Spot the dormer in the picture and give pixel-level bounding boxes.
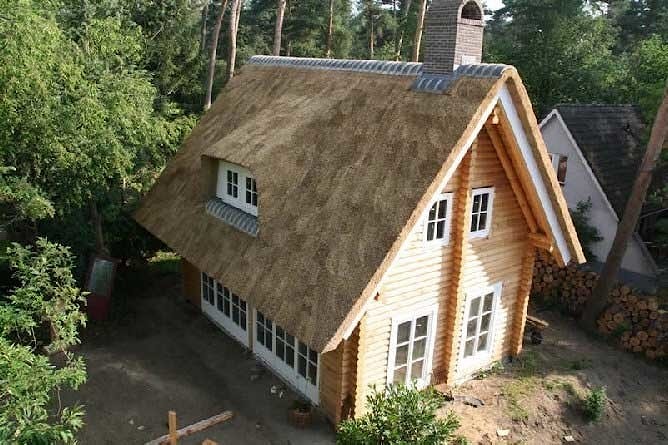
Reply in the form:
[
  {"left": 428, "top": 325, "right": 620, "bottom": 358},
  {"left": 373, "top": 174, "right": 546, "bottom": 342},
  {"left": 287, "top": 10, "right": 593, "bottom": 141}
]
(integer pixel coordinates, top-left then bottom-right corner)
[{"left": 201, "top": 156, "right": 258, "bottom": 236}]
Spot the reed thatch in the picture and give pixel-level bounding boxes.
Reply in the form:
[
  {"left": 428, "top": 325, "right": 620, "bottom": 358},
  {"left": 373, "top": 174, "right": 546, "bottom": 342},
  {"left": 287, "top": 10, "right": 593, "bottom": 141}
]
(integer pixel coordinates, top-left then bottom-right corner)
[{"left": 135, "top": 63, "right": 578, "bottom": 352}]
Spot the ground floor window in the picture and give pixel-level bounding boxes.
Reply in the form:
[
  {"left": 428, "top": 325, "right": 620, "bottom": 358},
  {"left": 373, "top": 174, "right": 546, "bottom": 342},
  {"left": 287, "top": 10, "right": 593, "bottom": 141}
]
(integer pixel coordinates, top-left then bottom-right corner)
[
  {"left": 460, "top": 283, "right": 502, "bottom": 365},
  {"left": 216, "top": 284, "right": 247, "bottom": 331},
  {"left": 254, "top": 310, "right": 319, "bottom": 402},
  {"left": 201, "top": 272, "right": 215, "bottom": 305},
  {"left": 387, "top": 307, "right": 437, "bottom": 387}
]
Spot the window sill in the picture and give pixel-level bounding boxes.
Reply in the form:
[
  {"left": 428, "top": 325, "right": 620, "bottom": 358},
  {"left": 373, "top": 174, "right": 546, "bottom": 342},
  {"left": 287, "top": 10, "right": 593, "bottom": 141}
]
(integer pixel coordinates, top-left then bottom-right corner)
[{"left": 206, "top": 197, "right": 258, "bottom": 237}]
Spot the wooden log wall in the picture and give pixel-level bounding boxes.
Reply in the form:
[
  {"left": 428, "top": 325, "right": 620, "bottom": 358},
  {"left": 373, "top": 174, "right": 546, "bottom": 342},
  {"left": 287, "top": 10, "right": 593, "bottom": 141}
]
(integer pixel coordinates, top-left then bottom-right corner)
[{"left": 532, "top": 251, "right": 667, "bottom": 361}]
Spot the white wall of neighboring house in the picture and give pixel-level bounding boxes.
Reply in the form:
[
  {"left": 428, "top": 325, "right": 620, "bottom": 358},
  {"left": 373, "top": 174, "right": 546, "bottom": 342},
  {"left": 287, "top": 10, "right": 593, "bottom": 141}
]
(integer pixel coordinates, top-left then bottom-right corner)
[{"left": 540, "top": 112, "right": 657, "bottom": 280}]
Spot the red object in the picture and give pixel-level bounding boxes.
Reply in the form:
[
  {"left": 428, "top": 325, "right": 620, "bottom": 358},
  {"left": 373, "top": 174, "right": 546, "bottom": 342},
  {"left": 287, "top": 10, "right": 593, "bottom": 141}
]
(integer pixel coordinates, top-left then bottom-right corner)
[{"left": 86, "top": 294, "right": 111, "bottom": 321}]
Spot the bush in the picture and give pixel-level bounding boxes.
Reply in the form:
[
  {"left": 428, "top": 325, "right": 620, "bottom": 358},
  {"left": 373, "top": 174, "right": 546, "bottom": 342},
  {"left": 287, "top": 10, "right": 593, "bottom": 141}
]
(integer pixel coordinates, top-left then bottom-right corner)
[
  {"left": 582, "top": 386, "right": 606, "bottom": 422},
  {"left": 337, "top": 385, "right": 462, "bottom": 445}
]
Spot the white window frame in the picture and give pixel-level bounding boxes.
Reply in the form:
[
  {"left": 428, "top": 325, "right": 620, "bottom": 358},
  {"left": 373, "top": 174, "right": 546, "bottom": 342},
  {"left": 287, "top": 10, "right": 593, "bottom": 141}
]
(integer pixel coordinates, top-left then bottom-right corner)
[
  {"left": 200, "top": 273, "right": 249, "bottom": 347},
  {"left": 469, "top": 187, "right": 495, "bottom": 239},
  {"left": 253, "top": 309, "right": 320, "bottom": 404},
  {"left": 459, "top": 282, "right": 503, "bottom": 369},
  {"left": 423, "top": 193, "right": 454, "bottom": 246},
  {"left": 216, "top": 161, "right": 258, "bottom": 216},
  {"left": 386, "top": 305, "right": 438, "bottom": 389}
]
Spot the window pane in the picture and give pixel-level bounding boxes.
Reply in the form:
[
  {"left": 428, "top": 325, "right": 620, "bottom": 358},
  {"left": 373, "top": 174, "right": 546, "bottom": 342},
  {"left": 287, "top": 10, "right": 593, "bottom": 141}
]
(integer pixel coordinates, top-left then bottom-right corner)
[
  {"left": 308, "top": 363, "right": 317, "bottom": 384},
  {"left": 467, "top": 318, "right": 477, "bottom": 336},
  {"left": 266, "top": 332, "right": 273, "bottom": 351},
  {"left": 436, "top": 220, "right": 445, "bottom": 239},
  {"left": 286, "top": 334, "right": 295, "bottom": 346},
  {"left": 477, "top": 333, "right": 488, "bottom": 352},
  {"left": 427, "top": 222, "right": 435, "bottom": 241},
  {"left": 393, "top": 366, "right": 407, "bottom": 385},
  {"left": 232, "top": 294, "right": 239, "bottom": 305},
  {"left": 257, "top": 312, "right": 264, "bottom": 324},
  {"left": 397, "top": 321, "right": 411, "bottom": 343},
  {"left": 240, "top": 312, "right": 246, "bottom": 330},
  {"left": 438, "top": 200, "right": 447, "bottom": 219},
  {"left": 472, "top": 195, "right": 481, "bottom": 213},
  {"left": 266, "top": 319, "right": 272, "bottom": 330},
  {"left": 415, "top": 317, "right": 428, "bottom": 337},
  {"left": 298, "top": 355, "right": 307, "bottom": 377},
  {"left": 481, "top": 193, "right": 489, "bottom": 211},
  {"left": 470, "top": 214, "right": 479, "bottom": 232},
  {"left": 246, "top": 191, "right": 252, "bottom": 203},
  {"left": 286, "top": 346, "right": 295, "bottom": 367},
  {"left": 464, "top": 339, "right": 475, "bottom": 357},
  {"left": 480, "top": 313, "right": 491, "bottom": 332},
  {"left": 276, "top": 326, "right": 284, "bottom": 339},
  {"left": 240, "top": 300, "right": 246, "bottom": 311},
  {"left": 246, "top": 177, "right": 251, "bottom": 189},
  {"left": 395, "top": 344, "right": 409, "bottom": 366},
  {"left": 428, "top": 203, "right": 437, "bottom": 221},
  {"left": 309, "top": 350, "right": 318, "bottom": 364},
  {"left": 224, "top": 300, "right": 230, "bottom": 316},
  {"left": 411, "top": 360, "right": 424, "bottom": 380},
  {"left": 470, "top": 297, "right": 481, "bottom": 317},
  {"left": 483, "top": 293, "right": 494, "bottom": 312},
  {"left": 478, "top": 212, "right": 487, "bottom": 230},
  {"left": 256, "top": 328, "right": 264, "bottom": 345},
  {"left": 232, "top": 306, "right": 239, "bottom": 324},
  {"left": 299, "top": 342, "right": 307, "bottom": 356},
  {"left": 276, "top": 342, "right": 285, "bottom": 360},
  {"left": 413, "top": 338, "right": 426, "bottom": 359}
]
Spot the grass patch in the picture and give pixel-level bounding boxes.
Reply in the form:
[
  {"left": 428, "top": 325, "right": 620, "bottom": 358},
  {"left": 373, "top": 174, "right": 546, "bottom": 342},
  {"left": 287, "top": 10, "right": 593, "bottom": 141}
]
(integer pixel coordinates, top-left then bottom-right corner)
[
  {"left": 566, "top": 358, "right": 592, "bottom": 371},
  {"left": 582, "top": 387, "right": 606, "bottom": 422},
  {"left": 148, "top": 251, "right": 180, "bottom": 274},
  {"left": 502, "top": 377, "right": 538, "bottom": 421}
]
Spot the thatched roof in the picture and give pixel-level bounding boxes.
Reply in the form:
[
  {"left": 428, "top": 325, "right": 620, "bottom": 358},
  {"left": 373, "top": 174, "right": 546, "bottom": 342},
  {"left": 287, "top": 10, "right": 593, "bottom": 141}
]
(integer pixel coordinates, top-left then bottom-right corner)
[{"left": 135, "top": 58, "right": 582, "bottom": 353}]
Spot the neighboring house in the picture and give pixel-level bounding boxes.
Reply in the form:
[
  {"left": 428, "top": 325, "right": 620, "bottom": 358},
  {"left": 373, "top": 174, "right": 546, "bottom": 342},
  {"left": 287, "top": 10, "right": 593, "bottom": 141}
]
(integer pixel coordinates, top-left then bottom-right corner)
[
  {"left": 135, "top": 0, "right": 584, "bottom": 424},
  {"left": 540, "top": 105, "right": 658, "bottom": 290}
]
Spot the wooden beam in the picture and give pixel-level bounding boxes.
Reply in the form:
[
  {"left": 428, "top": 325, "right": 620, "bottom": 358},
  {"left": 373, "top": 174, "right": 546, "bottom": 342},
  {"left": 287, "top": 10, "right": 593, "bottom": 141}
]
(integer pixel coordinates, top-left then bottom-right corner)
[
  {"left": 145, "top": 411, "right": 234, "bottom": 445},
  {"left": 169, "top": 411, "right": 177, "bottom": 445},
  {"left": 485, "top": 119, "right": 538, "bottom": 234},
  {"left": 510, "top": 241, "right": 537, "bottom": 356},
  {"left": 439, "top": 149, "right": 474, "bottom": 385},
  {"left": 528, "top": 232, "right": 553, "bottom": 252}
]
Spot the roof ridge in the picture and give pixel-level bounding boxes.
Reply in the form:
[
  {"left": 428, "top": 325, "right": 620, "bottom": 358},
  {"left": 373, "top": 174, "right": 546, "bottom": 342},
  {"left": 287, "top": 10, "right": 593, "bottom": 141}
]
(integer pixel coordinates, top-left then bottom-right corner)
[{"left": 248, "top": 55, "right": 424, "bottom": 76}]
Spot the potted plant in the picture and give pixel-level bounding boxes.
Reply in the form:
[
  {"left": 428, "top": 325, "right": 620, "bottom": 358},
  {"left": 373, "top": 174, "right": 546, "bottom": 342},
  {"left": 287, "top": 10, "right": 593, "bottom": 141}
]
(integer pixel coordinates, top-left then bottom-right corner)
[{"left": 288, "top": 398, "right": 312, "bottom": 428}]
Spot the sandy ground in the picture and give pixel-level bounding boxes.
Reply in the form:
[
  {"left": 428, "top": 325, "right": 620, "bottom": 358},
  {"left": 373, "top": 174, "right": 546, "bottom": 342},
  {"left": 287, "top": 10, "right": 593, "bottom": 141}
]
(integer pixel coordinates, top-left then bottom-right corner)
[
  {"left": 61, "top": 266, "right": 335, "bottom": 445},
  {"left": 443, "top": 310, "right": 668, "bottom": 445},
  {"left": 63, "top": 263, "right": 668, "bottom": 444}
]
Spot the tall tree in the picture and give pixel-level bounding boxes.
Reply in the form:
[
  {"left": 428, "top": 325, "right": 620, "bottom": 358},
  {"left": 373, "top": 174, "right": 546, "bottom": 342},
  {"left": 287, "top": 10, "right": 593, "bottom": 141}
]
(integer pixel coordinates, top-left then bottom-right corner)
[
  {"left": 226, "top": 0, "right": 244, "bottom": 82},
  {"left": 581, "top": 85, "right": 668, "bottom": 330},
  {"left": 412, "top": 0, "right": 427, "bottom": 61},
  {"left": 394, "top": 0, "right": 413, "bottom": 60},
  {"left": 205, "top": 0, "right": 230, "bottom": 110},
  {"left": 273, "top": 0, "right": 287, "bottom": 55},
  {"left": 326, "top": 0, "right": 336, "bottom": 58}
]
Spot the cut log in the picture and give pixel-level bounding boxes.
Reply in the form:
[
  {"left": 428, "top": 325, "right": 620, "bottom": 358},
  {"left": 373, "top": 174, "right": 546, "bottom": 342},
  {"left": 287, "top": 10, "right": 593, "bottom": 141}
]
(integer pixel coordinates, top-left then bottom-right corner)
[{"left": 145, "top": 411, "right": 234, "bottom": 445}]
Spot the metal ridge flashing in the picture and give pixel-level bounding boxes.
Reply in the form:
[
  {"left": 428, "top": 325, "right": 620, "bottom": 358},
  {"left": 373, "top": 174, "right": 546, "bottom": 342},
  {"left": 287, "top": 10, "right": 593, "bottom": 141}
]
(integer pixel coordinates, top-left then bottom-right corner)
[{"left": 248, "top": 55, "right": 424, "bottom": 76}]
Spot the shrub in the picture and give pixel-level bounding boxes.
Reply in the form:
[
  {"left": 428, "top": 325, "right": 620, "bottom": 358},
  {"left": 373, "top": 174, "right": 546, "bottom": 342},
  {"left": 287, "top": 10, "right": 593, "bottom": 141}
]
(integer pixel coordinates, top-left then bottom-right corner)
[
  {"left": 337, "top": 385, "right": 462, "bottom": 445},
  {"left": 582, "top": 387, "right": 606, "bottom": 422}
]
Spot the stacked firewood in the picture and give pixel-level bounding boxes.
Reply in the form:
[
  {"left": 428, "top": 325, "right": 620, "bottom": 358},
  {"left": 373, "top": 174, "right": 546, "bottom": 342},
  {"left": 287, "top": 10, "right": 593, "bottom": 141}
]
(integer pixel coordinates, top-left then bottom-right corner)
[{"left": 532, "top": 251, "right": 668, "bottom": 361}]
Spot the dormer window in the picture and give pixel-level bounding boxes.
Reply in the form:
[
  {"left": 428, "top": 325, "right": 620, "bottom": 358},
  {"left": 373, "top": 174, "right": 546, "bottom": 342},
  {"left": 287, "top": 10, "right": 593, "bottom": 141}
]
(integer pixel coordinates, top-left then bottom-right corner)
[{"left": 216, "top": 161, "right": 258, "bottom": 217}]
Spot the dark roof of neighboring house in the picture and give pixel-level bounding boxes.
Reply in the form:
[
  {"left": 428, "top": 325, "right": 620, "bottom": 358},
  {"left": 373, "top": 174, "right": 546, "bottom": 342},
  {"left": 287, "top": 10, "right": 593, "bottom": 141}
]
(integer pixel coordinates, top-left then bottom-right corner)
[
  {"left": 135, "top": 57, "right": 583, "bottom": 353},
  {"left": 555, "top": 104, "right": 647, "bottom": 217}
]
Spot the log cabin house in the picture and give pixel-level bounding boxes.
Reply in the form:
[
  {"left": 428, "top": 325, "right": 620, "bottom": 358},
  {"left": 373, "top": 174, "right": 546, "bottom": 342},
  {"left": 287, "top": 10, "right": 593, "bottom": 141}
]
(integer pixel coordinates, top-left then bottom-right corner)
[{"left": 135, "top": 0, "right": 584, "bottom": 424}]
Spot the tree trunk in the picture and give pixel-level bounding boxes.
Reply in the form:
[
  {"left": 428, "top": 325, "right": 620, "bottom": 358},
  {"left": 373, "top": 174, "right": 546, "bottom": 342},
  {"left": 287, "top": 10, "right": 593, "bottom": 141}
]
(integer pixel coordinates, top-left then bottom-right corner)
[
  {"left": 200, "top": 0, "right": 210, "bottom": 55},
  {"left": 226, "top": 0, "right": 242, "bottom": 82},
  {"left": 90, "top": 201, "right": 108, "bottom": 255},
  {"left": 325, "top": 0, "right": 335, "bottom": 58},
  {"left": 273, "top": 0, "right": 287, "bottom": 56},
  {"left": 412, "top": 0, "right": 427, "bottom": 62},
  {"left": 394, "top": 0, "right": 413, "bottom": 61},
  {"left": 204, "top": 0, "right": 229, "bottom": 111},
  {"left": 367, "top": 0, "right": 374, "bottom": 59},
  {"left": 581, "top": 85, "right": 668, "bottom": 331}
]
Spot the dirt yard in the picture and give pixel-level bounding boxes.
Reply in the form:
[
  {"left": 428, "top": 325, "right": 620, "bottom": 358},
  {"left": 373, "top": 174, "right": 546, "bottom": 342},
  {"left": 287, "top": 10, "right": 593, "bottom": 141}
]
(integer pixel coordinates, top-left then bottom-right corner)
[
  {"left": 63, "top": 259, "right": 668, "bottom": 444},
  {"left": 443, "top": 310, "right": 668, "bottom": 444}
]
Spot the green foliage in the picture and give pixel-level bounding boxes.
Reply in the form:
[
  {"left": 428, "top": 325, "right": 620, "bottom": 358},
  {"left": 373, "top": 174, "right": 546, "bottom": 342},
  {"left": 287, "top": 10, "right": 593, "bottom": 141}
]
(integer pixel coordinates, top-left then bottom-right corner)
[
  {"left": 0, "top": 239, "right": 87, "bottom": 444},
  {"left": 570, "top": 199, "right": 603, "bottom": 261},
  {"left": 0, "top": 167, "right": 54, "bottom": 228},
  {"left": 337, "top": 385, "right": 462, "bottom": 445},
  {"left": 582, "top": 386, "right": 606, "bottom": 421}
]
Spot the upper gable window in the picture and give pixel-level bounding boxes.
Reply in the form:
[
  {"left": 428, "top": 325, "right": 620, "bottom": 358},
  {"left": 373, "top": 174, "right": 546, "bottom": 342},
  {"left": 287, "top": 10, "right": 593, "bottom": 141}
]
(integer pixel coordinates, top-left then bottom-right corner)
[
  {"left": 424, "top": 193, "right": 453, "bottom": 245},
  {"left": 549, "top": 153, "right": 568, "bottom": 186},
  {"left": 217, "top": 161, "right": 258, "bottom": 216},
  {"left": 470, "top": 187, "right": 494, "bottom": 239}
]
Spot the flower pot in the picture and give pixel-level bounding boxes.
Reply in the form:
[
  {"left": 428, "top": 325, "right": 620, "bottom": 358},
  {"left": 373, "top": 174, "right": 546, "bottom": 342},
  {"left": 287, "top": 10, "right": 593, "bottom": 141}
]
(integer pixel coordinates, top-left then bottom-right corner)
[{"left": 288, "top": 407, "right": 312, "bottom": 428}]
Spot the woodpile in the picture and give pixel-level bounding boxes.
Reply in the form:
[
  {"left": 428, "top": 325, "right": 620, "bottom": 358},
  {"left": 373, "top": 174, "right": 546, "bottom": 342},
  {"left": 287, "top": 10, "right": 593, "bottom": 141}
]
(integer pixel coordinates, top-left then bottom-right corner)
[{"left": 532, "top": 251, "right": 667, "bottom": 361}]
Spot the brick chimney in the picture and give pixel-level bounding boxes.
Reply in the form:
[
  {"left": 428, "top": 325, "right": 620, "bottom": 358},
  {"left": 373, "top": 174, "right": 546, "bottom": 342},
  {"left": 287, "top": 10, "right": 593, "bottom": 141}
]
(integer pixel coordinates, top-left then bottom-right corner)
[{"left": 423, "top": 0, "right": 484, "bottom": 75}]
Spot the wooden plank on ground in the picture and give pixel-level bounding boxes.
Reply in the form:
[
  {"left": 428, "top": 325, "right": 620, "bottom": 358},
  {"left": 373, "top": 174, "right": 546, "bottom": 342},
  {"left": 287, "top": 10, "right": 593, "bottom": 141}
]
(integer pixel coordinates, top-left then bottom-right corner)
[{"left": 145, "top": 411, "right": 234, "bottom": 445}]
